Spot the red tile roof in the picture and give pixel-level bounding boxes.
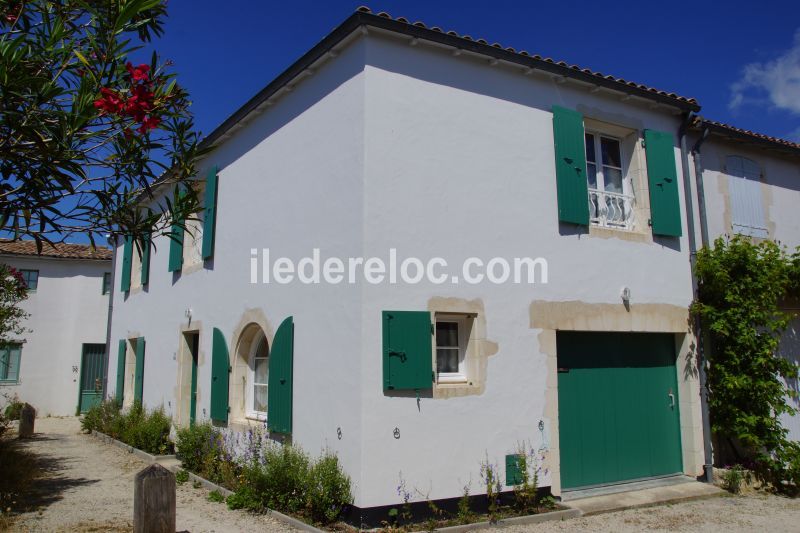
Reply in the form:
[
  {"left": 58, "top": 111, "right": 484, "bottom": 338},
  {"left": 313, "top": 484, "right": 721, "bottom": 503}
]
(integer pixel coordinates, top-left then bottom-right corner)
[
  {"left": 0, "top": 240, "right": 112, "bottom": 260},
  {"left": 355, "top": 7, "right": 699, "bottom": 108},
  {"left": 694, "top": 117, "right": 800, "bottom": 154}
]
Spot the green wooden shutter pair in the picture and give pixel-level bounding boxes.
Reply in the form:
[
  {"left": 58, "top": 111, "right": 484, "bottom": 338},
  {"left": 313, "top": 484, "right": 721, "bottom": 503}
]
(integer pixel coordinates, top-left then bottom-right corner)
[
  {"left": 382, "top": 311, "right": 433, "bottom": 391},
  {"left": 134, "top": 337, "right": 145, "bottom": 404},
  {"left": 202, "top": 166, "right": 219, "bottom": 260},
  {"left": 506, "top": 454, "right": 524, "bottom": 486},
  {"left": 551, "top": 106, "right": 682, "bottom": 236},
  {"left": 115, "top": 339, "right": 126, "bottom": 403},
  {"left": 120, "top": 236, "right": 133, "bottom": 292},
  {"left": 268, "top": 317, "right": 294, "bottom": 434},
  {"left": 210, "top": 328, "right": 230, "bottom": 423}
]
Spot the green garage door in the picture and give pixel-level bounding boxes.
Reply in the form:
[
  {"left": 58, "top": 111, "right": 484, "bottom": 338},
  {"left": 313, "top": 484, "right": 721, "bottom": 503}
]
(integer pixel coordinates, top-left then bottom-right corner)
[{"left": 557, "top": 332, "right": 683, "bottom": 490}]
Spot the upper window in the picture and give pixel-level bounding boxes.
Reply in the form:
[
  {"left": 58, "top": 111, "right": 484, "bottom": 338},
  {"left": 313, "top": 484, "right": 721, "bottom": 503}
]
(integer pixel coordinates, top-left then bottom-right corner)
[
  {"left": 19, "top": 269, "right": 38, "bottom": 291},
  {"left": 726, "top": 155, "right": 767, "bottom": 238},
  {"left": 0, "top": 343, "right": 22, "bottom": 383},
  {"left": 436, "top": 316, "right": 469, "bottom": 383},
  {"left": 248, "top": 332, "right": 269, "bottom": 418},
  {"left": 102, "top": 272, "right": 111, "bottom": 295},
  {"left": 584, "top": 133, "right": 634, "bottom": 230}
]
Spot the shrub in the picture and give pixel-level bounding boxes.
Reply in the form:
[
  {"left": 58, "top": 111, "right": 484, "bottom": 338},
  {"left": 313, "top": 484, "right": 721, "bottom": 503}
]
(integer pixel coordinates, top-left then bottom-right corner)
[
  {"left": 123, "top": 405, "right": 172, "bottom": 455},
  {"left": 305, "top": 451, "right": 353, "bottom": 525},
  {"left": 227, "top": 443, "right": 352, "bottom": 525},
  {"left": 208, "top": 489, "right": 225, "bottom": 503},
  {"left": 176, "top": 422, "right": 219, "bottom": 474},
  {"left": 3, "top": 397, "right": 24, "bottom": 421},
  {"left": 80, "top": 398, "right": 122, "bottom": 434},
  {"left": 80, "top": 399, "right": 172, "bottom": 455}
]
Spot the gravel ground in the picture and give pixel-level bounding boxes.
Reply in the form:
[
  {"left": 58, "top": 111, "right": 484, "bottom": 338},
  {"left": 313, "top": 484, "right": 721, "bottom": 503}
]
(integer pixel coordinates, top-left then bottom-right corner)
[
  {"left": 9, "top": 417, "right": 292, "bottom": 532},
  {"left": 7, "top": 417, "right": 800, "bottom": 532}
]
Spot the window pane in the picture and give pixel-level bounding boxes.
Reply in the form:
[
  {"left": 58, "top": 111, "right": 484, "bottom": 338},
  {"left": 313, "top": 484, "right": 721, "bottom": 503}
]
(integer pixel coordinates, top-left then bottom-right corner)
[
  {"left": 102, "top": 272, "right": 111, "bottom": 294},
  {"left": 436, "top": 348, "right": 459, "bottom": 373},
  {"left": 603, "top": 167, "right": 623, "bottom": 193},
  {"left": 21, "top": 270, "right": 38, "bottom": 291},
  {"left": 254, "top": 357, "right": 268, "bottom": 385},
  {"left": 585, "top": 134, "right": 596, "bottom": 163},
  {"left": 587, "top": 162, "right": 598, "bottom": 188},
  {"left": 436, "top": 322, "right": 458, "bottom": 347},
  {"left": 7, "top": 346, "right": 19, "bottom": 382},
  {"left": 253, "top": 384, "right": 267, "bottom": 412},
  {"left": 600, "top": 137, "right": 621, "bottom": 168}
]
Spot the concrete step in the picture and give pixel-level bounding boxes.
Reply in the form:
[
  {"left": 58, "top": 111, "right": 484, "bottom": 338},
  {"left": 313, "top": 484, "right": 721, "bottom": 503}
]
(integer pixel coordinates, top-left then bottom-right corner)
[{"left": 564, "top": 477, "right": 726, "bottom": 516}]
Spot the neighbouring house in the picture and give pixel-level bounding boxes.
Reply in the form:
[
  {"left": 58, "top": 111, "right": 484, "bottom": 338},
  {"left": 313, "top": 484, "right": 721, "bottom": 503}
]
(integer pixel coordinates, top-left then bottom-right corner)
[
  {"left": 107, "top": 8, "right": 711, "bottom": 523},
  {"left": 687, "top": 119, "right": 800, "bottom": 442},
  {"left": 0, "top": 240, "right": 112, "bottom": 417}
]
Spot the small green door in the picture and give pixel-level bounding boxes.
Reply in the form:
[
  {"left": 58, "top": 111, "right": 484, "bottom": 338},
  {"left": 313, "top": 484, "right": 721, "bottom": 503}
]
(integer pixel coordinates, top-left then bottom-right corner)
[
  {"left": 189, "top": 333, "right": 199, "bottom": 426},
  {"left": 557, "top": 332, "right": 683, "bottom": 490},
  {"left": 79, "top": 343, "right": 106, "bottom": 413}
]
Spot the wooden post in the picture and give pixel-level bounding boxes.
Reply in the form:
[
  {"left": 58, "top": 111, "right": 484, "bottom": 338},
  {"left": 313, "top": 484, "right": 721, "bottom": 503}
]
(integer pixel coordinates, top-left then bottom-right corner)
[
  {"left": 17, "top": 403, "right": 35, "bottom": 438},
  {"left": 134, "top": 464, "right": 176, "bottom": 533}
]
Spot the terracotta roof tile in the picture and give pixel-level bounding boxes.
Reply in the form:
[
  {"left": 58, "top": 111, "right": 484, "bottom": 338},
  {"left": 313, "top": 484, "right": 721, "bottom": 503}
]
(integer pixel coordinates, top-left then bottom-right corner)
[
  {"left": 0, "top": 240, "right": 112, "bottom": 260},
  {"left": 695, "top": 117, "right": 800, "bottom": 153},
  {"left": 353, "top": 6, "right": 698, "bottom": 107}
]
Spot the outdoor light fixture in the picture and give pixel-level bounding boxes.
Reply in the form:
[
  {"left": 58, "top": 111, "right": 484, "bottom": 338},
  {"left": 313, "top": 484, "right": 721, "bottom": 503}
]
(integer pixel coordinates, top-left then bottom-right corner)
[{"left": 621, "top": 287, "right": 631, "bottom": 303}]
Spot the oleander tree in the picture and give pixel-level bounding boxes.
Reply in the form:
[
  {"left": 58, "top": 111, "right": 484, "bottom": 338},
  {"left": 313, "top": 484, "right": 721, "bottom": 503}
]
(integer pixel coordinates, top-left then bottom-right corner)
[
  {"left": 0, "top": 0, "right": 207, "bottom": 250},
  {"left": 0, "top": 263, "right": 28, "bottom": 345}
]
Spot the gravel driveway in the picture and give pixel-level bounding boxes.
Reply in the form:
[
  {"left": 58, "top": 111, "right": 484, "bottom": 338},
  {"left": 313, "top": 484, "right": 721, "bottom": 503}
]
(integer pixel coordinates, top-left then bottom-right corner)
[
  {"left": 10, "top": 417, "right": 292, "bottom": 532},
  {"left": 7, "top": 417, "right": 800, "bottom": 532}
]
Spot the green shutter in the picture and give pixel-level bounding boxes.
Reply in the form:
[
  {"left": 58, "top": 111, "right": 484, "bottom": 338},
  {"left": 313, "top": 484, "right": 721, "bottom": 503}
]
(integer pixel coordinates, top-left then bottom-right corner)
[
  {"left": 115, "top": 339, "right": 126, "bottom": 403},
  {"left": 202, "top": 166, "right": 219, "bottom": 260},
  {"left": 134, "top": 337, "right": 145, "bottom": 404},
  {"left": 268, "top": 317, "right": 294, "bottom": 434},
  {"left": 168, "top": 220, "right": 184, "bottom": 272},
  {"left": 382, "top": 311, "right": 433, "bottom": 391},
  {"left": 210, "top": 327, "right": 230, "bottom": 423},
  {"left": 120, "top": 236, "right": 132, "bottom": 292},
  {"left": 140, "top": 233, "right": 151, "bottom": 285},
  {"left": 552, "top": 106, "right": 590, "bottom": 225},
  {"left": 644, "top": 129, "right": 682, "bottom": 237},
  {"left": 506, "top": 454, "right": 524, "bottom": 486}
]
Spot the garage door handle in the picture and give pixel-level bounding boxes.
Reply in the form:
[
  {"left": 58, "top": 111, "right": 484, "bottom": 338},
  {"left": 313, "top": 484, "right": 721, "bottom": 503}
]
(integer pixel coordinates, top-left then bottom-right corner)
[{"left": 668, "top": 392, "right": 675, "bottom": 409}]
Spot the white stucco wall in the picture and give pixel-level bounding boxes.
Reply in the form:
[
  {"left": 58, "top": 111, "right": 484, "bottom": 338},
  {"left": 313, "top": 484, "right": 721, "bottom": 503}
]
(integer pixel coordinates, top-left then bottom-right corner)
[
  {"left": 693, "top": 138, "right": 800, "bottom": 248},
  {"left": 108, "top": 36, "right": 368, "bottom": 498},
  {"left": 0, "top": 256, "right": 110, "bottom": 416},
  {"left": 108, "top": 31, "right": 706, "bottom": 510},
  {"left": 357, "top": 35, "right": 699, "bottom": 507}
]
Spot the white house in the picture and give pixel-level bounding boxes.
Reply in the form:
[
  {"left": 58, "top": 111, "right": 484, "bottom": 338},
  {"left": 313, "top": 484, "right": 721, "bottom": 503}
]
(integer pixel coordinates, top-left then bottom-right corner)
[
  {"left": 687, "top": 119, "right": 800, "bottom": 442},
  {"left": 0, "top": 240, "right": 112, "bottom": 417},
  {"left": 107, "top": 9, "right": 714, "bottom": 523}
]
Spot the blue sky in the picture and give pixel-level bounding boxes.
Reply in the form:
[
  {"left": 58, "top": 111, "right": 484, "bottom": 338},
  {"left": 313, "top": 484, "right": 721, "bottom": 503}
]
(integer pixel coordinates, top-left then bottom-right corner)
[{"left": 147, "top": 1, "right": 800, "bottom": 142}]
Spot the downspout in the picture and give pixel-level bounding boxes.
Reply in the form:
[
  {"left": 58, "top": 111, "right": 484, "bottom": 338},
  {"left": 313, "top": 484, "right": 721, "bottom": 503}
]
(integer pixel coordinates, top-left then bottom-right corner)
[
  {"left": 678, "top": 113, "right": 714, "bottom": 483},
  {"left": 102, "top": 234, "right": 118, "bottom": 401}
]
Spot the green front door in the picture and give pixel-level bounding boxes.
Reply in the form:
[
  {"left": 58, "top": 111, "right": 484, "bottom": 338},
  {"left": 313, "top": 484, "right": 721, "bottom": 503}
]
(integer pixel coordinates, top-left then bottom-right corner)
[
  {"left": 557, "top": 332, "right": 683, "bottom": 490},
  {"left": 189, "top": 334, "right": 198, "bottom": 426},
  {"left": 79, "top": 344, "right": 106, "bottom": 413}
]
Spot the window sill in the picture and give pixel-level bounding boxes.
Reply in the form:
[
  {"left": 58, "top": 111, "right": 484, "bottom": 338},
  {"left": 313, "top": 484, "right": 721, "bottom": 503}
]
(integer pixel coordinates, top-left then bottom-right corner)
[{"left": 437, "top": 373, "right": 468, "bottom": 384}]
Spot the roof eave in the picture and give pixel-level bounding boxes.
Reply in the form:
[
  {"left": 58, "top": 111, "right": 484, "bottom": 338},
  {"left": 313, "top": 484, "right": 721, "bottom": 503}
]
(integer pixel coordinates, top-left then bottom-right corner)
[
  {"left": 199, "top": 11, "right": 699, "bottom": 152},
  {"left": 695, "top": 120, "right": 800, "bottom": 158}
]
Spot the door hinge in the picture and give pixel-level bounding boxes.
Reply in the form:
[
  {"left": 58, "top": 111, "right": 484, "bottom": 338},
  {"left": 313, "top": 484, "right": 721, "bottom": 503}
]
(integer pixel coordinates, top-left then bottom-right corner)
[{"left": 431, "top": 323, "right": 435, "bottom": 335}]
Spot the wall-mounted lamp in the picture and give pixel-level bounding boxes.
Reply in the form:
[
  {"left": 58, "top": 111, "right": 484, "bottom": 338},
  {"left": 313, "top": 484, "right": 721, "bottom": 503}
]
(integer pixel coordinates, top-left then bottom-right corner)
[{"left": 621, "top": 287, "right": 631, "bottom": 303}]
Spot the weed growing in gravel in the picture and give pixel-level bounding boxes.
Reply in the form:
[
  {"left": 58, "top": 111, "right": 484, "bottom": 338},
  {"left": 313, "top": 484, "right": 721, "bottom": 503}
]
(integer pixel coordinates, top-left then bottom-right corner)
[
  {"left": 208, "top": 490, "right": 225, "bottom": 503},
  {"left": 175, "top": 469, "right": 189, "bottom": 485}
]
